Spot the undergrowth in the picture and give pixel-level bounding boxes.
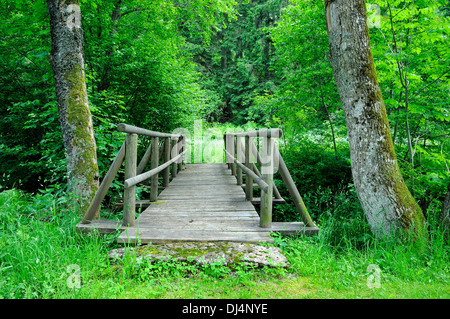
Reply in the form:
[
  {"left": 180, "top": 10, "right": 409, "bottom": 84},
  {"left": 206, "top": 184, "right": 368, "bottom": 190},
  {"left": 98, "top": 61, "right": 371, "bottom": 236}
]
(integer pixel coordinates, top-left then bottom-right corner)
[{"left": 1, "top": 185, "right": 449, "bottom": 299}]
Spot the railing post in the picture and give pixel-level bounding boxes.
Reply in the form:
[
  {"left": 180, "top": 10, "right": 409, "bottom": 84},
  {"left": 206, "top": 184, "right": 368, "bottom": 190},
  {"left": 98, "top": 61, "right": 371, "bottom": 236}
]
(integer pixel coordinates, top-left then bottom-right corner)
[
  {"left": 163, "top": 137, "right": 170, "bottom": 187},
  {"left": 123, "top": 133, "right": 137, "bottom": 227},
  {"left": 225, "top": 134, "right": 236, "bottom": 175},
  {"left": 250, "top": 140, "right": 282, "bottom": 199},
  {"left": 245, "top": 135, "right": 253, "bottom": 200},
  {"left": 224, "top": 133, "right": 230, "bottom": 170},
  {"left": 150, "top": 136, "right": 159, "bottom": 202},
  {"left": 171, "top": 137, "right": 178, "bottom": 179},
  {"left": 260, "top": 136, "right": 273, "bottom": 228},
  {"left": 231, "top": 135, "right": 236, "bottom": 176},
  {"left": 181, "top": 135, "right": 186, "bottom": 170},
  {"left": 177, "top": 136, "right": 183, "bottom": 172},
  {"left": 236, "top": 136, "right": 243, "bottom": 185}
]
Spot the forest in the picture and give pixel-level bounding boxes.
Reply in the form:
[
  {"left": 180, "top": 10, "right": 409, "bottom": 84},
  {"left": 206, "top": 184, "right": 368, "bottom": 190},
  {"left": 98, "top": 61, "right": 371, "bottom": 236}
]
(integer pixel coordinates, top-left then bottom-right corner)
[{"left": 0, "top": 0, "right": 449, "bottom": 299}]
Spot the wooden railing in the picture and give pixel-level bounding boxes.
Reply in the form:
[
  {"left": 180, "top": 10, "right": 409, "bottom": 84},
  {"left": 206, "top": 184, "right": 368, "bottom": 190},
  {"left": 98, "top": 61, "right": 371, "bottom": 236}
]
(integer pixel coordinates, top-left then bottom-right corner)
[
  {"left": 225, "top": 129, "right": 315, "bottom": 228},
  {"left": 81, "top": 123, "right": 186, "bottom": 226}
]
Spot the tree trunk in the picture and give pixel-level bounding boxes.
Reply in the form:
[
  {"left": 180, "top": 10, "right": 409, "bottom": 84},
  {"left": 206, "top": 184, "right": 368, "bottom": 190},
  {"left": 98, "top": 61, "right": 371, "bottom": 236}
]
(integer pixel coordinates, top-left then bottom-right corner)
[
  {"left": 324, "top": 0, "right": 425, "bottom": 238},
  {"left": 47, "top": 0, "right": 99, "bottom": 214}
]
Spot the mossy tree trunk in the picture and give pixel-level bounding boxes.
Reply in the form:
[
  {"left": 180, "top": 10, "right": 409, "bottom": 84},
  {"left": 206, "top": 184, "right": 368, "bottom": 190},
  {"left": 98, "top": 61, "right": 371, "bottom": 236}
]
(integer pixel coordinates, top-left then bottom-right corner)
[
  {"left": 324, "top": 0, "right": 425, "bottom": 238},
  {"left": 48, "top": 0, "right": 99, "bottom": 215}
]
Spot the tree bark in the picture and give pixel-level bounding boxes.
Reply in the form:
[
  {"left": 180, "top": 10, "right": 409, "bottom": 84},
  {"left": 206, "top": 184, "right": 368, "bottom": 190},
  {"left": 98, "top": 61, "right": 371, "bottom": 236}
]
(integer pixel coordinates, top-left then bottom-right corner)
[
  {"left": 324, "top": 0, "right": 425, "bottom": 238},
  {"left": 47, "top": 0, "right": 99, "bottom": 214}
]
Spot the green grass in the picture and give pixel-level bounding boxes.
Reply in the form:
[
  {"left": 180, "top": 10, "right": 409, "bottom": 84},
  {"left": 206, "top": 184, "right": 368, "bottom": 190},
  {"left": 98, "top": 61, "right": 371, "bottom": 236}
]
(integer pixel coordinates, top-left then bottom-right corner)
[{"left": 0, "top": 188, "right": 449, "bottom": 299}]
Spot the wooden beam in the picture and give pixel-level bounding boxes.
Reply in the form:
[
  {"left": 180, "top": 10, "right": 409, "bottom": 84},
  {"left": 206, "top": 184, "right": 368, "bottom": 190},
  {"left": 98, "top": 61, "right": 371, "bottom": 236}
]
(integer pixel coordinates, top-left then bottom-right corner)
[
  {"left": 270, "top": 222, "right": 319, "bottom": 235},
  {"left": 224, "top": 148, "right": 269, "bottom": 192},
  {"left": 247, "top": 140, "right": 282, "bottom": 199},
  {"left": 117, "top": 123, "right": 180, "bottom": 139},
  {"left": 250, "top": 197, "right": 286, "bottom": 205},
  {"left": 163, "top": 137, "right": 170, "bottom": 187},
  {"left": 171, "top": 138, "right": 178, "bottom": 178},
  {"left": 227, "top": 128, "right": 283, "bottom": 138},
  {"left": 150, "top": 137, "right": 159, "bottom": 202},
  {"left": 136, "top": 141, "right": 152, "bottom": 175},
  {"left": 245, "top": 135, "right": 253, "bottom": 200},
  {"left": 124, "top": 149, "right": 187, "bottom": 189},
  {"left": 123, "top": 133, "right": 137, "bottom": 227},
  {"left": 81, "top": 141, "right": 125, "bottom": 223},
  {"left": 236, "top": 136, "right": 243, "bottom": 185},
  {"left": 260, "top": 137, "right": 273, "bottom": 228},
  {"left": 274, "top": 144, "right": 315, "bottom": 228},
  {"left": 76, "top": 220, "right": 124, "bottom": 234}
]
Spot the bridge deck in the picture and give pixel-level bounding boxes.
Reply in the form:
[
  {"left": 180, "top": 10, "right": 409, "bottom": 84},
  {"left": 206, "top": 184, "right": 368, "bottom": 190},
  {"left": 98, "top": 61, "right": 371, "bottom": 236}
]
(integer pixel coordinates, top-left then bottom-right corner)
[{"left": 117, "top": 163, "right": 274, "bottom": 244}]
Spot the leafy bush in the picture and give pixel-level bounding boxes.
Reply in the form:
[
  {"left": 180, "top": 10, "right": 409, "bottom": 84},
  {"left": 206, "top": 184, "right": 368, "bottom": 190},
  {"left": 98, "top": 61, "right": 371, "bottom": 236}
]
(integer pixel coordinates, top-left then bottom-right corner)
[
  {"left": 279, "top": 137, "right": 352, "bottom": 194},
  {"left": 273, "top": 136, "right": 353, "bottom": 223}
]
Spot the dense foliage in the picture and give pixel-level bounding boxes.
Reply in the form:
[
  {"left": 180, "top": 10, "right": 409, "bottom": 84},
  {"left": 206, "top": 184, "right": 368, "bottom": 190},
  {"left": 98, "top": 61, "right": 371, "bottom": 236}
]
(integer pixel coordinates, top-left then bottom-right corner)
[
  {"left": 262, "top": 0, "right": 449, "bottom": 217},
  {"left": 0, "top": 0, "right": 236, "bottom": 191},
  {"left": 0, "top": 0, "right": 449, "bottom": 300},
  {"left": 0, "top": 0, "right": 448, "bottom": 230}
]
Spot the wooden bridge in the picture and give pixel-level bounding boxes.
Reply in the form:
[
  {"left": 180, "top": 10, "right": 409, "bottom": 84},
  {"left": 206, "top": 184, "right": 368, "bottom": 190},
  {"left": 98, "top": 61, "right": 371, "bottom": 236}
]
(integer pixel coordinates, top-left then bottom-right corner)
[{"left": 77, "top": 124, "right": 319, "bottom": 244}]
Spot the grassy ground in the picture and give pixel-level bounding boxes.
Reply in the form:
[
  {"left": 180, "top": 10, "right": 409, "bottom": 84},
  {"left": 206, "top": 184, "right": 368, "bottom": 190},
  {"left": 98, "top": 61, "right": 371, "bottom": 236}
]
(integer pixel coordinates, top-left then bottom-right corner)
[{"left": 1, "top": 189, "right": 449, "bottom": 299}]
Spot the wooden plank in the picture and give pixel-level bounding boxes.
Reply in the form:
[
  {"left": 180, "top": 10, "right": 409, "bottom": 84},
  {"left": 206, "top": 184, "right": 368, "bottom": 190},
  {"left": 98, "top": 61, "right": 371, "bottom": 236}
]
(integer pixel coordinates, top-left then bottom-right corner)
[
  {"left": 162, "top": 186, "right": 243, "bottom": 191},
  {"left": 270, "top": 222, "right": 320, "bottom": 235},
  {"left": 76, "top": 220, "right": 124, "bottom": 234},
  {"left": 156, "top": 196, "right": 251, "bottom": 201},
  {"left": 144, "top": 210, "right": 256, "bottom": 216},
  {"left": 142, "top": 200, "right": 256, "bottom": 208},
  {"left": 159, "top": 192, "right": 244, "bottom": 197},
  {"left": 115, "top": 200, "right": 152, "bottom": 209},
  {"left": 115, "top": 200, "right": 257, "bottom": 211},
  {"left": 117, "top": 228, "right": 273, "bottom": 244},
  {"left": 251, "top": 197, "right": 286, "bottom": 205},
  {"left": 138, "top": 216, "right": 260, "bottom": 222},
  {"left": 114, "top": 162, "right": 316, "bottom": 244},
  {"left": 120, "top": 224, "right": 267, "bottom": 232}
]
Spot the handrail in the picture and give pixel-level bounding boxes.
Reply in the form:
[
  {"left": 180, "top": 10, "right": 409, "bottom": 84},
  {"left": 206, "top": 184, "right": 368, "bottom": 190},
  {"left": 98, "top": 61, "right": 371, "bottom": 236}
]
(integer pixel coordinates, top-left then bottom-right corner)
[
  {"left": 241, "top": 138, "right": 283, "bottom": 199},
  {"left": 125, "top": 149, "right": 187, "bottom": 188},
  {"left": 226, "top": 128, "right": 283, "bottom": 138},
  {"left": 82, "top": 141, "right": 126, "bottom": 223},
  {"left": 117, "top": 123, "right": 181, "bottom": 139},
  {"left": 273, "top": 143, "right": 315, "bottom": 227},
  {"left": 225, "top": 131, "right": 276, "bottom": 228},
  {"left": 224, "top": 148, "right": 269, "bottom": 192},
  {"left": 82, "top": 123, "right": 186, "bottom": 227},
  {"left": 224, "top": 129, "right": 316, "bottom": 229}
]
